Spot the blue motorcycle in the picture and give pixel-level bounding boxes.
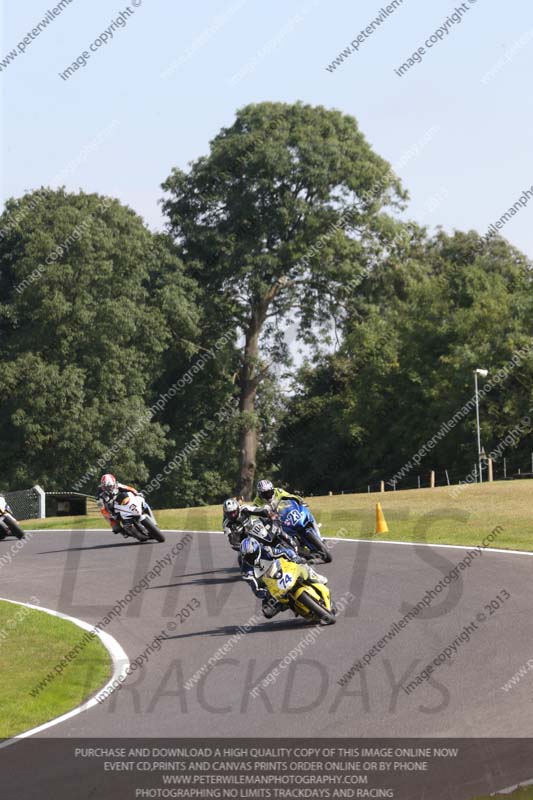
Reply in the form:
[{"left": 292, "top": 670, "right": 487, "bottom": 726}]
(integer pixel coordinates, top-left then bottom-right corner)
[{"left": 278, "top": 500, "right": 332, "bottom": 564}]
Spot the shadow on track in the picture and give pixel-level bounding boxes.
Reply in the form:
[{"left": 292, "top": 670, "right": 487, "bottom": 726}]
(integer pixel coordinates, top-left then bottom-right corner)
[
  {"left": 150, "top": 574, "right": 241, "bottom": 589},
  {"left": 161, "top": 619, "right": 316, "bottom": 641},
  {"left": 37, "top": 541, "right": 140, "bottom": 554},
  {"left": 174, "top": 568, "right": 240, "bottom": 578}
]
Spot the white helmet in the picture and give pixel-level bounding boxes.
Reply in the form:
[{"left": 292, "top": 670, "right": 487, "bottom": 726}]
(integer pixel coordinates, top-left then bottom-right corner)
[
  {"left": 257, "top": 479, "right": 274, "bottom": 501},
  {"left": 223, "top": 498, "right": 240, "bottom": 521}
]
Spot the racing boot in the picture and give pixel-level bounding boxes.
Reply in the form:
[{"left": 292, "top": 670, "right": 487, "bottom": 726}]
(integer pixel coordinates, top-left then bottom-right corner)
[{"left": 307, "top": 566, "right": 328, "bottom": 584}]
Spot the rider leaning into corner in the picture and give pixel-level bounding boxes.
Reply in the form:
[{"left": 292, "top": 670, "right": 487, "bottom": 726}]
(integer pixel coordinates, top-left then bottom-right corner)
[
  {"left": 239, "top": 536, "right": 327, "bottom": 619},
  {"left": 253, "top": 479, "right": 303, "bottom": 511},
  {"left": 96, "top": 473, "right": 143, "bottom": 534},
  {"left": 222, "top": 497, "right": 272, "bottom": 541},
  {"left": 223, "top": 497, "right": 300, "bottom": 553}
]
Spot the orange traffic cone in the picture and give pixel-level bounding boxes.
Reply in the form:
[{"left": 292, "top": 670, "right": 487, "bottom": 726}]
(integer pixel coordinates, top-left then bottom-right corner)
[{"left": 375, "top": 503, "right": 389, "bottom": 534}]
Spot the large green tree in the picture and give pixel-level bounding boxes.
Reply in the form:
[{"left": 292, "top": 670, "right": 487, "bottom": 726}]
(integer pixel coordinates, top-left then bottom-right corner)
[
  {"left": 0, "top": 189, "right": 198, "bottom": 490},
  {"left": 275, "top": 229, "right": 533, "bottom": 493},
  {"left": 162, "top": 101, "right": 406, "bottom": 497}
]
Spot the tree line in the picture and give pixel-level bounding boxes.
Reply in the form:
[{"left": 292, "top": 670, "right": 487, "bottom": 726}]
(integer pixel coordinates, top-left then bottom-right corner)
[{"left": 1, "top": 101, "right": 532, "bottom": 505}]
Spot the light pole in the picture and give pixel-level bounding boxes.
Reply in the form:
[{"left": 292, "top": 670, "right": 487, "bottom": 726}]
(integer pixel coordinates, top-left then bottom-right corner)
[{"left": 474, "top": 368, "right": 488, "bottom": 483}]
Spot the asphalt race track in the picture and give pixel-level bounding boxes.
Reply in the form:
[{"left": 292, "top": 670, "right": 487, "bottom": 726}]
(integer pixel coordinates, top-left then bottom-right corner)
[
  {"left": 2, "top": 528, "right": 533, "bottom": 796},
  {"left": 3, "top": 528, "right": 533, "bottom": 737}
]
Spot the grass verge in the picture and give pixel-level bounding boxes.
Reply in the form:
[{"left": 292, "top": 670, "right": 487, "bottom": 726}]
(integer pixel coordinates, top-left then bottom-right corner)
[
  {"left": 21, "top": 479, "right": 533, "bottom": 552},
  {"left": 473, "top": 788, "right": 533, "bottom": 799},
  {"left": 0, "top": 600, "right": 111, "bottom": 738}
]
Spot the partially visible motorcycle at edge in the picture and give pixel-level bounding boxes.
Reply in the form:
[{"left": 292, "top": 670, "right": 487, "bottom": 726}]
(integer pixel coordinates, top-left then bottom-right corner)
[{"left": 0, "top": 496, "right": 25, "bottom": 540}]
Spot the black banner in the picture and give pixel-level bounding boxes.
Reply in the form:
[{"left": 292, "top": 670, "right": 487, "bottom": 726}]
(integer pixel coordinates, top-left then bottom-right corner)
[{"left": 2, "top": 738, "right": 533, "bottom": 800}]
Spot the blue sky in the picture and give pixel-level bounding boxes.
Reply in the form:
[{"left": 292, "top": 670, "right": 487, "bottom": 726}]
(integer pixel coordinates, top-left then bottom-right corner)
[{"left": 2, "top": 0, "right": 532, "bottom": 256}]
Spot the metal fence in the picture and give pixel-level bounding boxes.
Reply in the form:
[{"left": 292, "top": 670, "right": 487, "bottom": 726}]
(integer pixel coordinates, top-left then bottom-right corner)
[
  {"left": 315, "top": 450, "right": 533, "bottom": 496},
  {"left": 2, "top": 486, "right": 100, "bottom": 520},
  {"left": 5, "top": 486, "right": 45, "bottom": 520}
]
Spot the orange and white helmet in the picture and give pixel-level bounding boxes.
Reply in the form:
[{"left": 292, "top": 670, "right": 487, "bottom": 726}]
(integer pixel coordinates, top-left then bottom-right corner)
[{"left": 100, "top": 473, "right": 118, "bottom": 496}]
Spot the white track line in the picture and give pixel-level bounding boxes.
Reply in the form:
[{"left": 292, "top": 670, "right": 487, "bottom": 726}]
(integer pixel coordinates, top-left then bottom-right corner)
[
  {"left": 491, "top": 778, "right": 533, "bottom": 795},
  {"left": 163, "top": 530, "right": 533, "bottom": 557},
  {"left": 324, "top": 538, "right": 533, "bottom": 556},
  {"left": 0, "top": 597, "right": 129, "bottom": 749},
  {"left": 25, "top": 528, "right": 533, "bottom": 557}
]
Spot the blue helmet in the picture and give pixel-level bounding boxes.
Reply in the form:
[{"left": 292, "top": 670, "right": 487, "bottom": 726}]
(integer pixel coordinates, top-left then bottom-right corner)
[{"left": 240, "top": 536, "right": 261, "bottom": 567}]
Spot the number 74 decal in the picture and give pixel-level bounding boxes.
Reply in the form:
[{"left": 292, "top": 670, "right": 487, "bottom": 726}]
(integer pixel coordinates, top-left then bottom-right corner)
[{"left": 278, "top": 573, "right": 293, "bottom": 589}]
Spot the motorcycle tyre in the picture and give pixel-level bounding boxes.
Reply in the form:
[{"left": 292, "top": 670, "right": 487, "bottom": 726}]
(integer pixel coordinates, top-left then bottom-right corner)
[
  {"left": 297, "top": 589, "right": 336, "bottom": 625},
  {"left": 140, "top": 517, "right": 165, "bottom": 543}
]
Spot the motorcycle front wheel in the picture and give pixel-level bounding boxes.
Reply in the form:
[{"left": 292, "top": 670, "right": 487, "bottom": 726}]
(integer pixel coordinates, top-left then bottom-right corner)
[
  {"left": 4, "top": 515, "right": 25, "bottom": 540},
  {"left": 140, "top": 517, "right": 165, "bottom": 543},
  {"left": 124, "top": 524, "right": 149, "bottom": 542},
  {"left": 296, "top": 590, "right": 336, "bottom": 625}
]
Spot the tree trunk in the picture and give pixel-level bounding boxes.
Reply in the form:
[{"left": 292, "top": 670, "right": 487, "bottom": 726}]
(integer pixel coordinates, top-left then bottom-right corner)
[
  {"left": 237, "top": 316, "right": 261, "bottom": 500},
  {"left": 238, "top": 413, "right": 258, "bottom": 500},
  {"left": 236, "top": 285, "right": 281, "bottom": 499}
]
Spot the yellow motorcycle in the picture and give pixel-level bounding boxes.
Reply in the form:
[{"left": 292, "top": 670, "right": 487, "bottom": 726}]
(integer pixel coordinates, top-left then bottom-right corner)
[{"left": 257, "top": 556, "right": 336, "bottom": 625}]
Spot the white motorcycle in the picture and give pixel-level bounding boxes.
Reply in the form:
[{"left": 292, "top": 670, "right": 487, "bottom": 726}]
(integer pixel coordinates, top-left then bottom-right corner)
[
  {"left": 0, "top": 496, "right": 25, "bottom": 540},
  {"left": 112, "top": 490, "right": 165, "bottom": 543},
  {"left": 243, "top": 517, "right": 299, "bottom": 556}
]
